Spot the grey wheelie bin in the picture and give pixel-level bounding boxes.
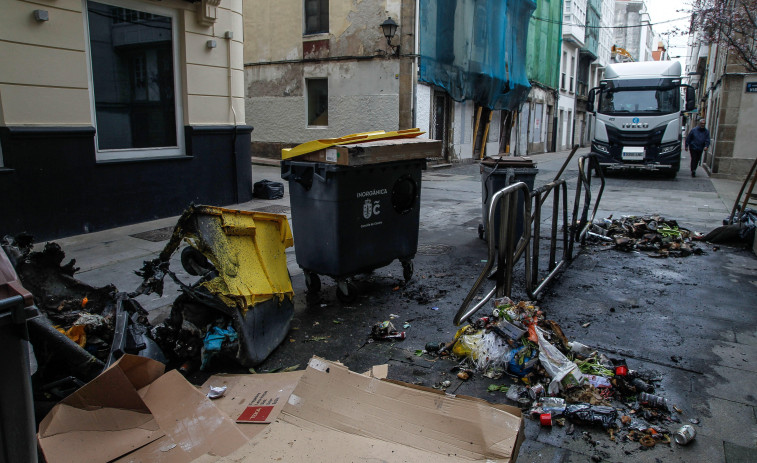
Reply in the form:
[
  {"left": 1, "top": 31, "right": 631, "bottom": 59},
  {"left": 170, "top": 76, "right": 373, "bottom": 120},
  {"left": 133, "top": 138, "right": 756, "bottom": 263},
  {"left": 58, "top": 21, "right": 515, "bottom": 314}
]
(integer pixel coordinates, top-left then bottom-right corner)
[
  {"left": 0, "top": 247, "right": 40, "bottom": 463},
  {"left": 479, "top": 156, "right": 538, "bottom": 245},
  {"left": 281, "top": 158, "right": 425, "bottom": 302}
]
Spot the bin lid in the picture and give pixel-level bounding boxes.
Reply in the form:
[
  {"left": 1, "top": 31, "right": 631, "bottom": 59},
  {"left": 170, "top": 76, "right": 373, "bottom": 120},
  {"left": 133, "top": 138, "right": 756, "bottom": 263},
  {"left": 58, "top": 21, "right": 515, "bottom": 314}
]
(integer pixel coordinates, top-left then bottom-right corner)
[{"left": 481, "top": 155, "right": 536, "bottom": 168}]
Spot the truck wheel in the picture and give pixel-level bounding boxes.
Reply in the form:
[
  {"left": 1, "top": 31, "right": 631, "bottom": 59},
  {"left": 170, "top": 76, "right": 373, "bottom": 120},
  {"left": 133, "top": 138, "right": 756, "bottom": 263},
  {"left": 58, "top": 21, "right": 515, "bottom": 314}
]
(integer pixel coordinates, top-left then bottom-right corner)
[{"left": 667, "top": 163, "right": 679, "bottom": 179}]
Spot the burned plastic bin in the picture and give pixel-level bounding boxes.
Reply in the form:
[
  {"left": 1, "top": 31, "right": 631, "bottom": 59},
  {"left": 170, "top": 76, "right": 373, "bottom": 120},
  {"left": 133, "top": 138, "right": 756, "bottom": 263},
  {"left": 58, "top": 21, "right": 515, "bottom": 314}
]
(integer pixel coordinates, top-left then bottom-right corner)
[
  {"left": 150, "top": 206, "right": 295, "bottom": 367},
  {"left": 0, "top": 247, "right": 40, "bottom": 463},
  {"left": 281, "top": 159, "right": 425, "bottom": 302},
  {"left": 479, "top": 157, "right": 538, "bottom": 245}
]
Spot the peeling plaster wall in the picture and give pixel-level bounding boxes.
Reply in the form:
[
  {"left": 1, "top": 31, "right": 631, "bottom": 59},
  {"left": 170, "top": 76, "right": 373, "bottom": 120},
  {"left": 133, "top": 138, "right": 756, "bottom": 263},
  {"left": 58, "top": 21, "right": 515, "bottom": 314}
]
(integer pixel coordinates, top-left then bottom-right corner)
[
  {"left": 245, "top": 59, "right": 400, "bottom": 144},
  {"left": 244, "top": 0, "right": 410, "bottom": 151}
]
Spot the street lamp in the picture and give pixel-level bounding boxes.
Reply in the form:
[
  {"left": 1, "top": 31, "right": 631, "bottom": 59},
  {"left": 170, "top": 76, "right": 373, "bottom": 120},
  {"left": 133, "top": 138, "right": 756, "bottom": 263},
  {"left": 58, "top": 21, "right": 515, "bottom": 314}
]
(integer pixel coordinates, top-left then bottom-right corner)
[{"left": 380, "top": 17, "right": 400, "bottom": 55}]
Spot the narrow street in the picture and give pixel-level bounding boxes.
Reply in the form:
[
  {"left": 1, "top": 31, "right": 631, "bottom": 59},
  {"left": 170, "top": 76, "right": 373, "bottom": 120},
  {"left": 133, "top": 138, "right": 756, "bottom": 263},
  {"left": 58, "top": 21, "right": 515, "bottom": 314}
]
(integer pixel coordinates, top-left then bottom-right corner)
[{"left": 52, "top": 149, "right": 757, "bottom": 462}]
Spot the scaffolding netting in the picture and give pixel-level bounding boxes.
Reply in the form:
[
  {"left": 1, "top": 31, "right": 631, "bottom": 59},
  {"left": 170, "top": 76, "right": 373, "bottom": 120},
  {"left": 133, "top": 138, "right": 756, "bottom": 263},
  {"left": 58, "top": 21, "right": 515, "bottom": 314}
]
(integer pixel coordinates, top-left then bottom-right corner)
[{"left": 419, "top": 0, "right": 537, "bottom": 110}]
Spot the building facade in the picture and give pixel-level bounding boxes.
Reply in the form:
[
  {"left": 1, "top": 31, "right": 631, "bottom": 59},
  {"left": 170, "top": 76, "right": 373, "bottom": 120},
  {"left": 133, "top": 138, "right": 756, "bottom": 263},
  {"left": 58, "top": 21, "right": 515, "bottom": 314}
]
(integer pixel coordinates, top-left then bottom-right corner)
[
  {"left": 557, "top": 0, "right": 586, "bottom": 150},
  {"left": 243, "top": 0, "right": 416, "bottom": 158},
  {"left": 612, "top": 0, "right": 653, "bottom": 62},
  {"left": 515, "top": 0, "right": 563, "bottom": 155},
  {"left": 1, "top": 0, "right": 251, "bottom": 240},
  {"left": 243, "top": 0, "right": 535, "bottom": 163},
  {"left": 686, "top": 31, "right": 757, "bottom": 179}
]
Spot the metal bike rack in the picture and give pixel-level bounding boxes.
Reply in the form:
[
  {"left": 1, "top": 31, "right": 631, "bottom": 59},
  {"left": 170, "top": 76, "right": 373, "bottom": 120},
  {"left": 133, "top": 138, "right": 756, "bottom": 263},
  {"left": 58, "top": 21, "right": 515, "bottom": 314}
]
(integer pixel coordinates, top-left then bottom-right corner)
[
  {"left": 569, "top": 153, "right": 605, "bottom": 257},
  {"left": 526, "top": 178, "right": 569, "bottom": 299},
  {"left": 454, "top": 148, "right": 604, "bottom": 324},
  {"left": 454, "top": 182, "right": 532, "bottom": 325}
]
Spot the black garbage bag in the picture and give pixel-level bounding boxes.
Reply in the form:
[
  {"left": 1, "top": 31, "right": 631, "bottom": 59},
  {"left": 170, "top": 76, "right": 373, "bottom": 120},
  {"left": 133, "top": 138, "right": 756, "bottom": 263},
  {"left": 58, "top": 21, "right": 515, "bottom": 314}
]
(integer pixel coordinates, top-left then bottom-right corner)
[
  {"left": 253, "top": 180, "right": 285, "bottom": 199},
  {"left": 565, "top": 403, "right": 617, "bottom": 428}
]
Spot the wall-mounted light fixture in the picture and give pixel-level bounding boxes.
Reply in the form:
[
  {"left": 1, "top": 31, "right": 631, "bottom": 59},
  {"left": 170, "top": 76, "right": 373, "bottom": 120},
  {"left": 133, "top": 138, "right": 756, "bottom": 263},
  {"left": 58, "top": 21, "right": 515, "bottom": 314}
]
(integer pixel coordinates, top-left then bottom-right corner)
[
  {"left": 206, "top": 39, "right": 217, "bottom": 49},
  {"left": 380, "top": 17, "right": 400, "bottom": 56},
  {"left": 33, "top": 9, "right": 49, "bottom": 22}
]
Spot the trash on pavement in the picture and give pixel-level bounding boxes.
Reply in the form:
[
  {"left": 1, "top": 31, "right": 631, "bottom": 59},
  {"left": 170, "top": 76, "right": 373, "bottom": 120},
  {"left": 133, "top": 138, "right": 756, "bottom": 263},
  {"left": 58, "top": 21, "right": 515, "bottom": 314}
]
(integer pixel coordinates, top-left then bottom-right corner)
[
  {"left": 253, "top": 179, "right": 285, "bottom": 199},
  {"left": 673, "top": 424, "right": 697, "bottom": 445},
  {"left": 437, "top": 295, "right": 690, "bottom": 453},
  {"left": 206, "top": 385, "right": 227, "bottom": 399},
  {"left": 586, "top": 215, "right": 703, "bottom": 258},
  {"left": 136, "top": 205, "right": 295, "bottom": 369},
  {"left": 370, "top": 320, "right": 406, "bottom": 341},
  {"left": 1, "top": 235, "right": 162, "bottom": 400},
  {"left": 564, "top": 404, "right": 617, "bottom": 429}
]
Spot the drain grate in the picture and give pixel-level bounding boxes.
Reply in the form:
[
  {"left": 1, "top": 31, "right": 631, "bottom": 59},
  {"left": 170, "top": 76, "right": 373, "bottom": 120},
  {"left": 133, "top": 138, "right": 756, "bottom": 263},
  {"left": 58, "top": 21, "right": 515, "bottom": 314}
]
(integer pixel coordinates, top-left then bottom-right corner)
[
  {"left": 130, "top": 226, "right": 175, "bottom": 242},
  {"left": 255, "top": 205, "right": 291, "bottom": 214},
  {"left": 417, "top": 244, "right": 455, "bottom": 255}
]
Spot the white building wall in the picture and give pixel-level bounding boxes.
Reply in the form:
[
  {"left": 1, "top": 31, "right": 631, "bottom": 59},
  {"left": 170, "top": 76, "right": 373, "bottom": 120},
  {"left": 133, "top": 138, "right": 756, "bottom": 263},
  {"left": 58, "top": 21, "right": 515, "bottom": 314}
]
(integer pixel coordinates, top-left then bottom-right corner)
[{"left": 416, "top": 83, "right": 432, "bottom": 135}]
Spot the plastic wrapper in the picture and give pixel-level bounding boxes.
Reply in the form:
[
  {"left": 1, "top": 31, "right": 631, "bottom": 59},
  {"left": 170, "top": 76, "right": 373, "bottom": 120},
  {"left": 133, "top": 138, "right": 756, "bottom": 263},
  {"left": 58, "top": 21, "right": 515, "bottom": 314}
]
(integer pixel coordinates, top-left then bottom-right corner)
[
  {"left": 454, "top": 329, "right": 512, "bottom": 370},
  {"left": 536, "top": 327, "right": 584, "bottom": 394},
  {"left": 565, "top": 404, "right": 618, "bottom": 429},
  {"left": 540, "top": 397, "right": 567, "bottom": 416},
  {"left": 584, "top": 374, "right": 612, "bottom": 388},
  {"left": 507, "top": 344, "right": 537, "bottom": 376}
]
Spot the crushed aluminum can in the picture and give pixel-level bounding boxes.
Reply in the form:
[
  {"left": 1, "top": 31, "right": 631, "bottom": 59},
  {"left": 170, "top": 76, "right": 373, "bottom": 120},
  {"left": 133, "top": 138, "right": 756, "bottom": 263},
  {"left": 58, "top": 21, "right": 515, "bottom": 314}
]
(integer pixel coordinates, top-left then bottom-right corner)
[{"left": 673, "top": 424, "right": 697, "bottom": 445}]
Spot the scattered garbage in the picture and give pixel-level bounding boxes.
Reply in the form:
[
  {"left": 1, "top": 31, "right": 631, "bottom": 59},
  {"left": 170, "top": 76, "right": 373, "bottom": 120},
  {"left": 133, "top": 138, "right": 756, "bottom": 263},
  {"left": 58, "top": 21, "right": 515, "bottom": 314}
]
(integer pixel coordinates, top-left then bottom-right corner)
[
  {"left": 207, "top": 385, "right": 227, "bottom": 399},
  {"left": 1, "top": 234, "right": 162, "bottom": 401},
  {"left": 673, "top": 424, "right": 697, "bottom": 445},
  {"left": 703, "top": 208, "right": 757, "bottom": 246},
  {"left": 370, "top": 320, "right": 406, "bottom": 341},
  {"left": 253, "top": 179, "right": 285, "bottom": 199},
  {"left": 586, "top": 215, "right": 703, "bottom": 258},
  {"left": 417, "top": 295, "right": 698, "bottom": 454}
]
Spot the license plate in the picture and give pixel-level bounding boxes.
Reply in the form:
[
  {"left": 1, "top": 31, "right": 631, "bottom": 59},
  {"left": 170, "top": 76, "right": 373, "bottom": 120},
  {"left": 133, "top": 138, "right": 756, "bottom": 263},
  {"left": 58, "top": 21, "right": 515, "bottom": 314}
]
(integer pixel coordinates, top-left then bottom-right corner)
[{"left": 621, "top": 147, "right": 645, "bottom": 161}]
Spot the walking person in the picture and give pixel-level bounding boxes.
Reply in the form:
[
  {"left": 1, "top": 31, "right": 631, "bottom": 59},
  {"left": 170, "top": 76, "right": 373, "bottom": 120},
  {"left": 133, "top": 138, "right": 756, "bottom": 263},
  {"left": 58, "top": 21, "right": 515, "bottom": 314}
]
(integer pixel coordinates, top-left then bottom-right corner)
[{"left": 685, "top": 118, "right": 711, "bottom": 177}]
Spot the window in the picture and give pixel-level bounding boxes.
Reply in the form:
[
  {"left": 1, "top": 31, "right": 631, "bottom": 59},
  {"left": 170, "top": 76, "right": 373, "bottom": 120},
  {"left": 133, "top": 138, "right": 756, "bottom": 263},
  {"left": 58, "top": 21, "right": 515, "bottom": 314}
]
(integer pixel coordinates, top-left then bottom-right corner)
[
  {"left": 570, "top": 56, "right": 575, "bottom": 92},
  {"left": 599, "top": 87, "right": 680, "bottom": 114},
  {"left": 305, "top": 0, "right": 328, "bottom": 35},
  {"left": 86, "top": 0, "right": 183, "bottom": 160},
  {"left": 306, "top": 78, "right": 328, "bottom": 126}
]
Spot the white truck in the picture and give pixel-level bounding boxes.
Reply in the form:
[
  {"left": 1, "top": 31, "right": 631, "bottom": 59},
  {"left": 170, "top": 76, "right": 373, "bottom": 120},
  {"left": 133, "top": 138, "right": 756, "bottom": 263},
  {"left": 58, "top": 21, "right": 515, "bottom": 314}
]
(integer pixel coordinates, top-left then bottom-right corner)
[{"left": 587, "top": 61, "right": 696, "bottom": 177}]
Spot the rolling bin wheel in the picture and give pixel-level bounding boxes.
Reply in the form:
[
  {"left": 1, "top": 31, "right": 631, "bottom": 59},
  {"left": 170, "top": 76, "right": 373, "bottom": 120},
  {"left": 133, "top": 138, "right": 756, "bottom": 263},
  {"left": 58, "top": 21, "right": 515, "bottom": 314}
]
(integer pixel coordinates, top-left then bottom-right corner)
[
  {"left": 336, "top": 280, "right": 357, "bottom": 304},
  {"left": 401, "top": 259, "right": 414, "bottom": 282},
  {"left": 304, "top": 271, "right": 321, "bottom": 293}
]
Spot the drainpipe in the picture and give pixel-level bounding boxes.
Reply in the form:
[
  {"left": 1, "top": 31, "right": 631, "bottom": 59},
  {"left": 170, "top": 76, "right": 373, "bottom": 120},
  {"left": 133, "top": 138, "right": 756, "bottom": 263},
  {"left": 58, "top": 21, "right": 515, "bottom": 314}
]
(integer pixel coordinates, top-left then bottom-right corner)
[
  {"left": 412, "top": 0, "right": 419, "bottom": 128},
  {"left": 225, "top": 31, "right": 239, "bottom": 203}
]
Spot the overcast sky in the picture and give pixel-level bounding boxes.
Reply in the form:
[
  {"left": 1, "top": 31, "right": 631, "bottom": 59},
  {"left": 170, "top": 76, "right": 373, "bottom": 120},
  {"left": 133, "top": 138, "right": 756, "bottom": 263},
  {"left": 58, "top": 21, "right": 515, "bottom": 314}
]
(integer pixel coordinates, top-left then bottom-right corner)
[{"left": 645, "top": 1, "right": 692, "bottom": 66}]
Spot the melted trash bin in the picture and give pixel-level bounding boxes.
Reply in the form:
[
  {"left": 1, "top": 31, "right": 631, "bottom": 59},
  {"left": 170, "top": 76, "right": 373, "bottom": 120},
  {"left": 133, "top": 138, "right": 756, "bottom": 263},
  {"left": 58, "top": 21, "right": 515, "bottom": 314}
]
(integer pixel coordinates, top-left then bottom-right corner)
[{"left": 138, "top": 205, "right": 295, "bottom": 368}]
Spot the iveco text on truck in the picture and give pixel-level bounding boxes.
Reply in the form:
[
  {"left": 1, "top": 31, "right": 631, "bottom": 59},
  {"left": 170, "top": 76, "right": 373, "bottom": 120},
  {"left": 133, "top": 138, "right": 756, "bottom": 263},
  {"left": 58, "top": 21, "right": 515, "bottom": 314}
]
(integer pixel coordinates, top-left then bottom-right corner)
[{"left": 587, "top": 61, "right": 696, "bottom": 177}]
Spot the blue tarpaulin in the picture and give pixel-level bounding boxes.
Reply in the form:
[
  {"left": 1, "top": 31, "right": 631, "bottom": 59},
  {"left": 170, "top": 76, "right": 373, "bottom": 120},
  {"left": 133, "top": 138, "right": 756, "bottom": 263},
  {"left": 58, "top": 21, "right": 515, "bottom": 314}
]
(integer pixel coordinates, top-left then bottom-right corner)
[{"left": 419, "top": 0, "right": 536, "bottom": 110}]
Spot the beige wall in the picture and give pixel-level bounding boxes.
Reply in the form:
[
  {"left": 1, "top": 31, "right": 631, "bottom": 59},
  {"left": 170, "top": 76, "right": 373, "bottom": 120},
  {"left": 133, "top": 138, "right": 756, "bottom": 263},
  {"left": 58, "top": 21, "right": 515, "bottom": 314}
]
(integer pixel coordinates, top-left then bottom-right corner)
[
  {"left": 0, "top": 0, "right": 245, "bottom": 127},
  {"left": 243, "top": 0, "right": 402, "bottom": 64}
]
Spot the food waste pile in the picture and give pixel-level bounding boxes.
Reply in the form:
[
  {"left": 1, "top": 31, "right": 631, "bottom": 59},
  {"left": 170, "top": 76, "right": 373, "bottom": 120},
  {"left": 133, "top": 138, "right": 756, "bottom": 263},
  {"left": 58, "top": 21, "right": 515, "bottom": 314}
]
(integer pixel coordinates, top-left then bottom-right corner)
[
  {"left": 419, "top": 297, "right": 698, "bottom": 451},
  {"left": 587, "top": 215, "right": 704, "bottom": 258}
]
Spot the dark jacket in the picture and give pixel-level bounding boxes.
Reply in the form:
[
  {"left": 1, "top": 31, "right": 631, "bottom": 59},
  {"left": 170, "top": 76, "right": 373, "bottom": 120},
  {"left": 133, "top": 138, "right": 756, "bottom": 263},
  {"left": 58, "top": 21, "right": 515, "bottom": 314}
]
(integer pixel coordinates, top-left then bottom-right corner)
[{"left": 686, "top": 127, "right": 711, "bottom": 151}]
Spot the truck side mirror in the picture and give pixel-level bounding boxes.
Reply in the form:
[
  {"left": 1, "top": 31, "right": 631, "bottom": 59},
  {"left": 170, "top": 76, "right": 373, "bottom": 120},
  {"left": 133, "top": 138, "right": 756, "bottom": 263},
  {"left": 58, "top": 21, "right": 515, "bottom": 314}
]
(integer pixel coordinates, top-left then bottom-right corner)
[
  {"left": 685, "top": 87, "right": 696, "bottom": 112},
  {"left": 587, "top": 88, "right": 597, "bottom": 113}
]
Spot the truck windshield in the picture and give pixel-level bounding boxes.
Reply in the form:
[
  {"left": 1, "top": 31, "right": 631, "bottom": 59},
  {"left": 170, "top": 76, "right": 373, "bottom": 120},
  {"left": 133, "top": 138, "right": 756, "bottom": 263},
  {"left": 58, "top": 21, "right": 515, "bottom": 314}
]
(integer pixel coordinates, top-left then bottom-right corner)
[{"left": 598, "top": 87, "right": 680, "bottom": 115}]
